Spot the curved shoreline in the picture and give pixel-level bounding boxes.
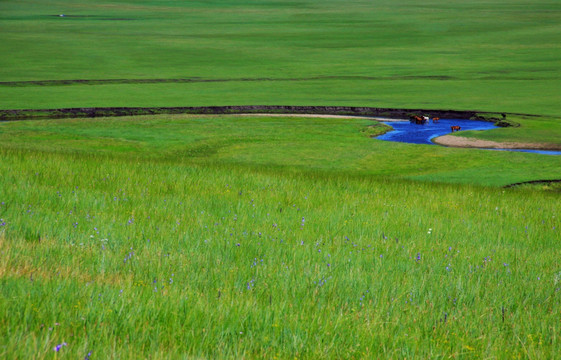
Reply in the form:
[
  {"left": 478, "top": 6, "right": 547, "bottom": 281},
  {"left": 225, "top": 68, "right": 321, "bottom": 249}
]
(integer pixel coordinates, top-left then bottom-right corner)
[
  {"left": 1, "top": 104, "right": 557, "bottom": 151},
  {"left": 432, "top": 135, "right": 561, "bottom": 151},
  {"left": 232, "top": 113, "right": 408, "bottom": 122},
  {"left": 0, "top": 105, "right": 494, "bottom": 122}
]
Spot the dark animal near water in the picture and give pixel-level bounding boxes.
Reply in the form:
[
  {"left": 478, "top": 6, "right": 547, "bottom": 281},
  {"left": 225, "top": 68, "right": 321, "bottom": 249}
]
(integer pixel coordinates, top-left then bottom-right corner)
[
  {"left": 410, "top": 115, "right": 427, "bottom": 125},
  {"left": 432, "top": 117, "right": 439, "bottom": 123},
  {"left": 450, "top": 125, "right": 461, "bottom": 132}
]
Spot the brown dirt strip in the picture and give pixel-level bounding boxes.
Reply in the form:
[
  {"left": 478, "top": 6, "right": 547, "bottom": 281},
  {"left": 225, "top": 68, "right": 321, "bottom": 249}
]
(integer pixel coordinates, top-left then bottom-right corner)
[
  {"left": 0, "top": 75, "right": 456, "bottom": 87},
  {"left": 3, "top": 75, "right": 557, "bottom": 87},
  {"left": 231, "top": 113, "right": 408, "bottom": 121},
  {"left": 0, "top": 105, "right": 485, "bottom": 122},
  {"left": 433, "top": 135, "right": 561, "bottom": 151}
]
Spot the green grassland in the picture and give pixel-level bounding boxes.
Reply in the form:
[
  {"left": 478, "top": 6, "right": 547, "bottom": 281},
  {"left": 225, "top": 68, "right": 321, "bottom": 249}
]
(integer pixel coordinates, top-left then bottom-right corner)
[
  {"left": 2, "top": 0, "right": 561, "bottom": 358},
  {"left": 1, "top": 0, "right": 561, "bottom": 121},
  {"left": 1, "top": 115, "right": 561, "bottom": 186},
  {"left": 1, "top": 115, "right": 561, "bottom": 358}
]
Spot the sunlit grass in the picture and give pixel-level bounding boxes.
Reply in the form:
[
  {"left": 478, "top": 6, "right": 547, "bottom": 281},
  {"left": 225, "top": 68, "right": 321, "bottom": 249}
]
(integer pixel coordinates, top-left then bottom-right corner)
[
  {"left": 1, "top": 116, "right": 560, "bottom": 358},
  {"left": 1, "top": 115, "right": 560, "bottom": 186}
]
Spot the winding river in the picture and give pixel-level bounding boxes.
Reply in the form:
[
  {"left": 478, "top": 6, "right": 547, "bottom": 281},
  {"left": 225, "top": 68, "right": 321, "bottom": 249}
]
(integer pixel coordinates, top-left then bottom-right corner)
[{"left": 377, "top": 119, "right": 561, "bottom": 155}]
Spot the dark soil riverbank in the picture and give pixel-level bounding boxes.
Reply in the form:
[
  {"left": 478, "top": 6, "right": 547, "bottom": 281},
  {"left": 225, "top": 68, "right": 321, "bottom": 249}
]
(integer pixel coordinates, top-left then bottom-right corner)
[
  {"left": 504, "top": 179, "right": 561, "bottom": 188},
  {"left": 0, "top": 105, "right": 513, "bottom": 124}
]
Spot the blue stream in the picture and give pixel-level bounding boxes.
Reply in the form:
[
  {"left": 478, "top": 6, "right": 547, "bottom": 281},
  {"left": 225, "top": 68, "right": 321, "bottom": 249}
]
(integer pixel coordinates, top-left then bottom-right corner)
[{"left": 377, "top": 119, "right": 561, "bottom": 155}]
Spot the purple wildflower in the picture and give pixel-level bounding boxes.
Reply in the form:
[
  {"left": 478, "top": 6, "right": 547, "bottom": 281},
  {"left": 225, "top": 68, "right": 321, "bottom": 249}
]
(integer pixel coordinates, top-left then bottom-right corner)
[
  {"left": 246, "top": 279, "right": 255, "bottom": 290},
  {"left": 53, "top": 342, "right": 67, "bottom": 352}
]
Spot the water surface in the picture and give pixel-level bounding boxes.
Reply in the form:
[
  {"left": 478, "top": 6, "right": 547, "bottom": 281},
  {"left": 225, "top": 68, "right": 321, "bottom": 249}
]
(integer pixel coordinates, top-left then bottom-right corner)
[
  {"left": 377, "top": 119, "right": 495, "bottom": 145},
  {"left": 377, "top": 119, "right": 561, "bottom": 155}
]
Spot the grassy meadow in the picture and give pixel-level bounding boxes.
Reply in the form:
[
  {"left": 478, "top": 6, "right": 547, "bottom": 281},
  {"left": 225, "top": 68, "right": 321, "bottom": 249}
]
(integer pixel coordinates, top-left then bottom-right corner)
[
  {"left": 2, "top": 0, "right": 561, "bottom": 358},
  {"left": 1, "top": 0, "right": 561, "bottom": 120},
  {"left": 1, "top": 115, "right": 561, "bottom": 359},
  {"left": 1, "top": 115, "right": 561, "bottom": 186}
]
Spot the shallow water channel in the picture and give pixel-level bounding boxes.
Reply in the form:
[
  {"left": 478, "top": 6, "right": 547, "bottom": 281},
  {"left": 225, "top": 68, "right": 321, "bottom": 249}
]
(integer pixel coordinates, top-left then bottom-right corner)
[{"left": 377, "top": 119, "right": 561, "bottom": 155}]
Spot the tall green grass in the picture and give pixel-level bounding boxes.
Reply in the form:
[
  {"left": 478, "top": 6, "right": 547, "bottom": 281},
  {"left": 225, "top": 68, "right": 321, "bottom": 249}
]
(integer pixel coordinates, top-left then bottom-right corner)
[{"left": 1, "top": 115, "right": 560, "bottom": 358}]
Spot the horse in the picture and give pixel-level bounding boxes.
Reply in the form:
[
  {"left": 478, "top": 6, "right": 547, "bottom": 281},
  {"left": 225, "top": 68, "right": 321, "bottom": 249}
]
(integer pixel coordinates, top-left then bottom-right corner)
[
  {"left": 409, "top": 115, "right": 426, "bottom": 125},
  {"left": 450, "top": 125, "right": 461, "bottom": 132},
  {"left": 432, "top": 117, "right": 440, "bottom": 123}
]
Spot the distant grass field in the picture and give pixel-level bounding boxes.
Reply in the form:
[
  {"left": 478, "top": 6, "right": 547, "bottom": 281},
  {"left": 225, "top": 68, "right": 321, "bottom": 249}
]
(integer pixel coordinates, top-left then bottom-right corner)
[
  {"left": 1, "top": 115, "right": 560, "bottom": 358},
  {"left": 1, "top": 0, "right": 561, "bottom": 121}
]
